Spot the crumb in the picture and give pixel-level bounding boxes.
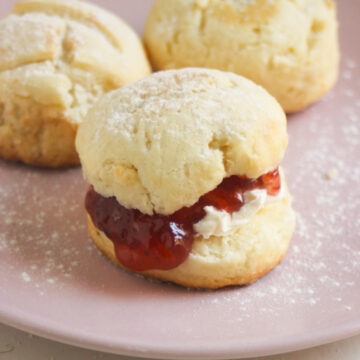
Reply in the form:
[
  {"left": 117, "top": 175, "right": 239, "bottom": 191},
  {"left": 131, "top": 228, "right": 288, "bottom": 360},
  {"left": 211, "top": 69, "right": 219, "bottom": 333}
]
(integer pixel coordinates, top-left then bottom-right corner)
[{"left": 324, "top": 167, "right": 339, "bottom": 180}]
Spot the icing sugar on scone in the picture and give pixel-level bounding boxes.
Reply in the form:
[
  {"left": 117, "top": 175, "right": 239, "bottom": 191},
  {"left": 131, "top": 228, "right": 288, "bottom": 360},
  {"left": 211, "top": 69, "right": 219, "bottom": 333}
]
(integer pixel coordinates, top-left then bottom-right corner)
[
  {"left": 76, "top": 68, "right": 296, "bottom": 289},
  {"left": 0, "top": 0, "right": 151, "bottom": 167}
]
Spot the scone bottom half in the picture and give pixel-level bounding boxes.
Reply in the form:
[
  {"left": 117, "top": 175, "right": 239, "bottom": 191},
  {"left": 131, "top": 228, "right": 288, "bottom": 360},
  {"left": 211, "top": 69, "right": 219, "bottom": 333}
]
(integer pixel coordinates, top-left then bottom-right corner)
[
  {"left": 0, "top": 0, "right": 151, "bottom": 167},
  {"left": 76, "top": 68, "right": 296, "bottom": 289}
]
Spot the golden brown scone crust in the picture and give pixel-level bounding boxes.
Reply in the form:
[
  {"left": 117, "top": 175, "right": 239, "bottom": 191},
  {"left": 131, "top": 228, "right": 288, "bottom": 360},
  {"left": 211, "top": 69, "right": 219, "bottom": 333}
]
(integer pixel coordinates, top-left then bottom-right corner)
[
  {"left": 87, "top": 180, "right": 296, "bottom": 289},
  {"left": 0, "top": 0, "right": 151, "bottom": 167},
  {"left": 76, "top": 68, "right": 287, "bottom": 215},
  {"left": 144, "top": 0, "right": 339, "bottom": 113}
]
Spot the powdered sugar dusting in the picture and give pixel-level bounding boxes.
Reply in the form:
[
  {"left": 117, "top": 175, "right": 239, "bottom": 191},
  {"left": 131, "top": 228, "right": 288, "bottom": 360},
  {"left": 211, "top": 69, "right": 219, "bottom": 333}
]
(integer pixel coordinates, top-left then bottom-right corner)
[
  {"left": 0, "top": 166, "right": 93, "bottom": 297},
  {"left": 21, "top": 272, "right": 31, "bottom": 283},
  {"left": 0, "top": 59, "right": 359, "bottom": 349},
  {"left": 192, "top": 55, "right": 360, "bottom": 323},
  {"left": 88, "top": 68, "right": 281, "bottom": 147}
]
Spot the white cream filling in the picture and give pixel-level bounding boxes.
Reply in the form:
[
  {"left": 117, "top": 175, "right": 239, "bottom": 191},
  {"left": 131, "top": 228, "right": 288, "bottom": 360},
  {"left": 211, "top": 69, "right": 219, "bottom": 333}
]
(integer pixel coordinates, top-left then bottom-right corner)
[{"left": 194, "top": 182, "right": 285, "bottom": 239}]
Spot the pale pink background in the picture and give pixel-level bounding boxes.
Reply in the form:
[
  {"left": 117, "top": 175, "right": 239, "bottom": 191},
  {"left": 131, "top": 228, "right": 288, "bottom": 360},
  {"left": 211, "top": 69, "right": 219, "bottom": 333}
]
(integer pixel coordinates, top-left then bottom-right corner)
[{"left": 0, "top": 1, "right": 359, "bottom": 359}]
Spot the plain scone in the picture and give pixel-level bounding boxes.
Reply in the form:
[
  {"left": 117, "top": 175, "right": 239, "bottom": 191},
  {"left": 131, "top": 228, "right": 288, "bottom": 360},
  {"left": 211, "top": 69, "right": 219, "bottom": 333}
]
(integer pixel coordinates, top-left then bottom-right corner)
[
  {"left": 0, "top": 0, "right": 151, "bottom": 167},
  {"left": 144, "top": 0, "right": 339, "bottom": 113},
  {"left": 76, "top": 68, "right": 296, "bottom": 288}
]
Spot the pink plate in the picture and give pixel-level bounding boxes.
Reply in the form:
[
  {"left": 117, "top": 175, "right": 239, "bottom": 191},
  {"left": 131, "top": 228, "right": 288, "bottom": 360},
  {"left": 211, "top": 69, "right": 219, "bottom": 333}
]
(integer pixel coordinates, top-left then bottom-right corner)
[{"left": 0, "top": 1, "right": 359, "bottom": 359}]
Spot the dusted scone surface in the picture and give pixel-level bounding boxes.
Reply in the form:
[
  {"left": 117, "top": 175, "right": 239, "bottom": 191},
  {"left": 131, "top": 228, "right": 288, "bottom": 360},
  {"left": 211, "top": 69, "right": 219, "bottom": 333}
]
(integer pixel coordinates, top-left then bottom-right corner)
[
  {"left": 76, "top": 68, "right": 287, "bottom": 215},
  {"left": 0, "top": 0, "right": 151, "bottom": 167},
  {"left": 144, "top": 0, "right": 339, "bottom": 113},
  {"left": 88, "top": 178, "right": 296, "bottom": 289}
]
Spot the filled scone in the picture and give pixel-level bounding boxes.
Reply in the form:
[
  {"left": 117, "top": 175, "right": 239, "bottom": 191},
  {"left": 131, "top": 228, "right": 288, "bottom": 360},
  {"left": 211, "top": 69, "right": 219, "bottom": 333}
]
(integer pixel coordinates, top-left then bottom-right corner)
[
  {"left": 76, "top": 68, "right": 296, "bottom": 289},
  {"left": 0, "top": 0, "right": 151, "bottom": 167},
  {"left": 144, "top": 0, "right": 339, "bottom": 113}
]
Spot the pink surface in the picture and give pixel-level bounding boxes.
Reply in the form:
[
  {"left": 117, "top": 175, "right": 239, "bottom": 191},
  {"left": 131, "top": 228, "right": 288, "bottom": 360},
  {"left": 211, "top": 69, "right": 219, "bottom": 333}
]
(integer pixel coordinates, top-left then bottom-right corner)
[{"left": 0, "top": 1, "right": 359, "bottom": 359}]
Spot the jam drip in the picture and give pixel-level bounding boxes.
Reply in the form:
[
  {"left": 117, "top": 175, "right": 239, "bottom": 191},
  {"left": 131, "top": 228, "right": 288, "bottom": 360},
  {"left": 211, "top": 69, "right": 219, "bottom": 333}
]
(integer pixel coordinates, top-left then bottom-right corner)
[{"left": 86, "top": 168, "right": 281, "bottom": 272}]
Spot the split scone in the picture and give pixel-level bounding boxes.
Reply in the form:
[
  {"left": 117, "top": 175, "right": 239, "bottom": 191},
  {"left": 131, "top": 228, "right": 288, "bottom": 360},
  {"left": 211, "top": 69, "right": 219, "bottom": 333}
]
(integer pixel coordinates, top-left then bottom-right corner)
[
  {"left": 76, "top": 68, "right": 296, "bottom": 289},
  {"left": 144, "top": 0, "right": 339, "bottom": 113},
  {"left": 0, "top": 0, "right": 151, "bottom": 167}
]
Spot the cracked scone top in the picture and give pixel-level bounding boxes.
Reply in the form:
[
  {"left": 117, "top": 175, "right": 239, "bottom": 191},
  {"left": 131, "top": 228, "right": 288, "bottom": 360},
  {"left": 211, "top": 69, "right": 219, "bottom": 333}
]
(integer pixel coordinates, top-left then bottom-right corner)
[
  {"left": 0, "top": 0, "right": 151, "bottom": 167},
  {"left": 77, "top": 68, "right": 296, "bottom": 288},
  {"left": 144, "top": 0, "right": 339, "bottom": 113},
  {"left": 76, "top": 68, "right": 287, "bottom": 216}
]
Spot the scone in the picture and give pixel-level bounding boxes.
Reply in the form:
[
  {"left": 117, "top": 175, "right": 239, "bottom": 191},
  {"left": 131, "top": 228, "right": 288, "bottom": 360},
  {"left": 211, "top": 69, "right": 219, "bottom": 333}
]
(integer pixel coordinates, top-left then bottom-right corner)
[
  {"left": 76, "top": 68, "right": 296, "bottom": 289},
  {"left": 144, "top": 0, "right": 339, "bottom": 113},
  {"left": 0, "top": 0, "right": 151, "bottom": 167}
]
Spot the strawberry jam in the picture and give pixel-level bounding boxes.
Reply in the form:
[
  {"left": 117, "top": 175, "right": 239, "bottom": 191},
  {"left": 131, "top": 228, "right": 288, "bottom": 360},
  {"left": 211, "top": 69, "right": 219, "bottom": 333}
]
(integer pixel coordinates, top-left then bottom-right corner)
[{"left": 86, "top": 168, "right": 281, "bottom": 272}]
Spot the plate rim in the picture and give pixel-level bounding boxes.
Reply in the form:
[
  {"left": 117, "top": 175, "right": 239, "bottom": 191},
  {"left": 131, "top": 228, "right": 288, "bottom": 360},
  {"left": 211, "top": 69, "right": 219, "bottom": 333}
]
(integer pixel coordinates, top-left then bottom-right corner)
[
  {"left": 1, "top": 303, "right": 359, "bottom": 359},
  {"left": 0, "top": 0, "right": 360, "bottom": 358}
]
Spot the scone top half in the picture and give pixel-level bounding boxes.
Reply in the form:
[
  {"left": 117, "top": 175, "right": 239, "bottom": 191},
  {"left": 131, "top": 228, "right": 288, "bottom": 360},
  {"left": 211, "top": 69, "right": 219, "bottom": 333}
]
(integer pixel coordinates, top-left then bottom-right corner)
[
  {"left": 76, "top": 68, "right": 295, "bottom": 288},
  {"left": 0, "top": 0, "right": 151, "bottom": 167},
  {"left": 77, "top": 68, "right": 287, "bottom": 216}
]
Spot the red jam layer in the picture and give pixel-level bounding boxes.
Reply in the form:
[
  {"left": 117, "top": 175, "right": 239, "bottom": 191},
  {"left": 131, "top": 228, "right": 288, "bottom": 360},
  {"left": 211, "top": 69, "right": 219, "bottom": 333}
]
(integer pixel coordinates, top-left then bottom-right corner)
[{"left": 86, "top": 168, "right": 281, "bottom": 272}]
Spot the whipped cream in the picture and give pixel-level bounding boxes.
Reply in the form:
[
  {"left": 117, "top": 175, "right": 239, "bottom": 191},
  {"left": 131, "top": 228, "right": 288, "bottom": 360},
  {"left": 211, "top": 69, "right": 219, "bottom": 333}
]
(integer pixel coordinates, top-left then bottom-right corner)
[{"left": 194, "top": 184, "right": 284, "bottom": 239}]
